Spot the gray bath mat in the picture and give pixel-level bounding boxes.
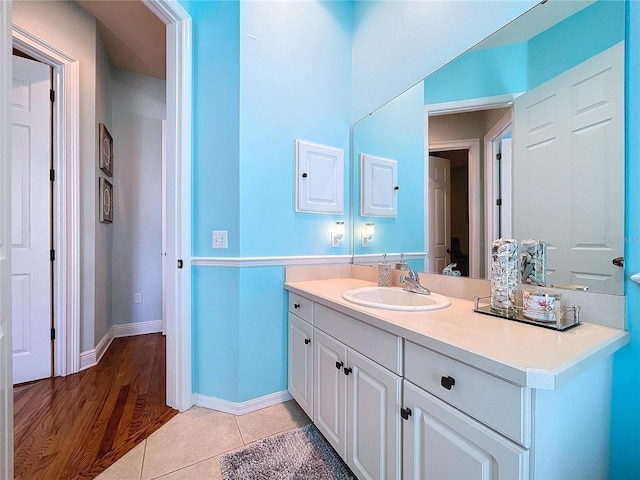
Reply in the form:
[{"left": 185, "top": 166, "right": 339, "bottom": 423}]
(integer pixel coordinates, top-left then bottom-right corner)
[{"left": 220, "top": 423, "right": 355, "bottom": 480}]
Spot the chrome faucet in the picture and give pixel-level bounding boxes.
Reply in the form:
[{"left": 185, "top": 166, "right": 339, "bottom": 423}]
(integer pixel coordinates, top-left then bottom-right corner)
[{"left": 399, "top": 268, "right": 431, "bottom": 295}]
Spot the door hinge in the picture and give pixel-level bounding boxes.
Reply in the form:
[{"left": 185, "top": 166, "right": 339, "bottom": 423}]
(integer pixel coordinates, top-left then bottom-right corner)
[
  {"left": 50, "top": 169, "right": 55, "bottom": 182},
  {"left": 50, "top": 89, "right": 55, "bottom": 102},
  {"left": 51, "top": 328, "right": 56, "bottom": 341},
  {"left": 50, "top": 249, "right": 56, "bottom": 262},
  {"left": 177, "top": 259, "right": 183, "bottom": 269},
  {"left": 496, "top": 152, "right": 502, "bottom": 161},
  {"left": 400, "top": 407, "right": 412, "bottom": 420},
  {"left": 496, "top": 198, "right": 502, "bottom": 206}
]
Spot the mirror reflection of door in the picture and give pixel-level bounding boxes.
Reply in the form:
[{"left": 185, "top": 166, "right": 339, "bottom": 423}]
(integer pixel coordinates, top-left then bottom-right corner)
[
  {"left": 428, "top": 152, "right": 469, "bottom": 276},
  {"left": 427, "top": 155, "right": 451, "bottom": 274}
]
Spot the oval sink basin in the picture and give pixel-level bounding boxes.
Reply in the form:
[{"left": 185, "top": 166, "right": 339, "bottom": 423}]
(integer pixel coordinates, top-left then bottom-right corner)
[{"left": 342, "top": 287, "right": 451, "bottom": 312}]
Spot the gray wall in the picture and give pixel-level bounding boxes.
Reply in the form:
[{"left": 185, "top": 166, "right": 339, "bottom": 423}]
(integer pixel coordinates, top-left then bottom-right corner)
[{"left": 111, "top": 69, "right": 165, "bottom": 327}]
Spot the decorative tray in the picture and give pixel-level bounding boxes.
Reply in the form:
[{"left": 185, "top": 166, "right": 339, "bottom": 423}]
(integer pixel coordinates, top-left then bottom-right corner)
[{"left": 473, "top": 296, "right": 581, "bottom": 331}]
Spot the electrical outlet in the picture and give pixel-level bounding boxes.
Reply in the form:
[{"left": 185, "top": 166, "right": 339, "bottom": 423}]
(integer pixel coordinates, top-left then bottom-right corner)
[
  {"left": 134, "top": 292, "right": 142, "bottom": 303},
  {"left": 212, "top": 230, "right": 228, "bottom": 249}
]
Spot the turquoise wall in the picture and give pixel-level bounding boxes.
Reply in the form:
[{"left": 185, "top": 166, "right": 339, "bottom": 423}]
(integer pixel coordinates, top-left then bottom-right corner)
[
  {"left": 527, "top": 0, "right": 625, "bottom": 89},
  {"left": 353, "top": 83, "right": 425, "bottom": 256},
  {"left": 238, "top": 0, "right": 352, "bottom": 257},
  {"left": 610, "top": 1, "right": 640, "bottom": 476},
  {"left": 182, "top": 0, "right": 353, "bottom": 402},
  {"left": 424, "top": 0, "right": 624, "bottom": 105},
  {"left": 423, "top": 42, "right": 528, "bottom": 104},
  {"left": 185, "top": 0, "right": 241, "bottom": 257}
]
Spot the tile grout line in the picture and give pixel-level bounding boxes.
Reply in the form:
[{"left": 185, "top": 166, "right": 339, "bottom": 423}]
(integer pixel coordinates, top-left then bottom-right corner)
[
  {"left": 139, "top": 439, "right": 147, "bottom": 480},
  {"left": 233, "top": 414, "right": 247, "bottom": 446}
]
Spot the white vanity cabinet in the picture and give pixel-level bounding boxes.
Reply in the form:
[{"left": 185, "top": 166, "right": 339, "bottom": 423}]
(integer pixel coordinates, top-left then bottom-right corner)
[
  {"left": 403, "top": 381, "right": 528, "bottom": 479},
  {"left": 314, "top": 328, "right": 402, "bottom": 480},
  {"left": 403, "top": 341, "right": 528, "bottom": 479},
  {"left": 287, "top": 293, "right": 314, "bottom": 418},
  {"left": 288, "top": 294, "right": 403, "bottom": 480},
  {"left": 286, "top": 283, "right": 621, "bottom": 480},
  {"left": 403, "top": 340, "right": 614, "bottom": 480}
]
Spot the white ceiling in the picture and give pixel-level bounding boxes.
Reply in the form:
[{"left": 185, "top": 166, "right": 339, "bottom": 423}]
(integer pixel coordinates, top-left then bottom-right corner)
[{"left": 75, "top": 0, "right": 166, "bottom": 80}]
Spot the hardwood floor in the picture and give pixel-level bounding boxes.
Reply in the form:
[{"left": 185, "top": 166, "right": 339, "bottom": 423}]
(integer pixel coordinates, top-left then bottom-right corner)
[{"left": 13, "top": 333, "right": 178, "bottom": 480}]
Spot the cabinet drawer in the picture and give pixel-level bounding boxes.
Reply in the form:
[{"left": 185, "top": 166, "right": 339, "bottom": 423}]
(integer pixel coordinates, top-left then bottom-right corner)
[
  {"left": 288, "top": 292, "right": 313, "bottom": 324},
  {"left": 315, "top": 304, "right": 402, "bottom": 375},
  {"left": 405, "top": 341, "right": 531, "bottom": 446}
]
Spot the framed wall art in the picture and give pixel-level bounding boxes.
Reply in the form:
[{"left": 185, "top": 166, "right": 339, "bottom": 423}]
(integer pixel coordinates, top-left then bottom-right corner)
[
  {"left": 99, "top": 177, "right": 113, "bottom": 224},
  {"left": 99, "top": 123, "right": 113, "bottom": 177}
]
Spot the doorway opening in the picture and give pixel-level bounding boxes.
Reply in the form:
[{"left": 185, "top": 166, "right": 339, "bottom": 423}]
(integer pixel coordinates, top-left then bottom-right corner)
[
  {"left": 10, "top": 0, "right": 192, "bottom": 411},
  {"left": 425, "top": 98, "right": 515, "bottom": 279},
  {"left": 428, "top": 149, "right": 470, "bottom": 277}
]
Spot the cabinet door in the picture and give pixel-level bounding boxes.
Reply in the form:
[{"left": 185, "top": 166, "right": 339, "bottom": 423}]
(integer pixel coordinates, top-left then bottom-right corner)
[
  {"left": 360, "top": 153, "right": 398, "bottom": 217},
  {"left": 347, "top": 349, "right": 402, "bottom": 480},
  {"left": 288, "top": 313, "right": 313, "bottom": 418},
  {"left": 314, "top": 329, "right": 348, "bottom": 458},
  {"left": 403, "top": 381, "right": 528, "bottom": 480}
]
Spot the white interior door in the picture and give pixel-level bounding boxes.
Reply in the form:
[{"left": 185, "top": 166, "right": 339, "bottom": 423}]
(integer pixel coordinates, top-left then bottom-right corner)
[
  {"left": 428, "top": 156, "right": 451, "bottom": 273},
  {"left": 513, "top": 43, "right": 624, "bottom": 293},
  {"left": 1, "top": 4, "right": 14, "bottom": 474},
  {"left": 11, "top": 55, "right": 52, "bottom": 384}
]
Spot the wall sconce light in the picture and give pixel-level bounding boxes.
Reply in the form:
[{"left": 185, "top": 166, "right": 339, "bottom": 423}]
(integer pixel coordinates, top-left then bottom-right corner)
[
  {"left": 331, "top": 221, "right": 345, "bottom": 247},
  {"left": 362, "top": 222, "right": 375, "bottom": 247}
]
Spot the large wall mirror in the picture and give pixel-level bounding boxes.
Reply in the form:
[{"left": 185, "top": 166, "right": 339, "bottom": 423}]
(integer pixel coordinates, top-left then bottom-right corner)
[{"left": 351, "top": 0, "right": 625, "bottom": 295}]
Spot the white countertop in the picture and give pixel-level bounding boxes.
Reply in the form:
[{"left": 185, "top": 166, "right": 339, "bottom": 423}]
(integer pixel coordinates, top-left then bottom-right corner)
[{"left": 284, "top": 277, "right": 630, "bottom": 390}]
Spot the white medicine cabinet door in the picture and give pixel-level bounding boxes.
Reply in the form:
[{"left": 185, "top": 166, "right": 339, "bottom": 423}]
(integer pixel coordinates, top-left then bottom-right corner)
[
  {"left": 403, "top": 381, "right": 528, "bottom": 480},
  {"left": 360, "top": 153, "right": 398, "bottom": 217},
  {"left": 288, "top": 313, "right": 314, "bottom": 419},
  {"left": 295, "top": 139, "right": 344, "bottom": 214}
]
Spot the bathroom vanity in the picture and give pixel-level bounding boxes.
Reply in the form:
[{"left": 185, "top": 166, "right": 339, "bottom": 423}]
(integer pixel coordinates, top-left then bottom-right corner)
[{"left": 285, "top": 274, "right": 629, "bottom": 480}]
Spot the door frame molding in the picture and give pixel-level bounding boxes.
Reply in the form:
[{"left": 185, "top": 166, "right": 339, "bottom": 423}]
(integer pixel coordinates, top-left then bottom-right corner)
[
  {"left": 144, "top": 0, "right": 193, "bottom": 412},
  {"left": 428, "top": 139, "right": 481, "bottom": 278},
  {"left": 484, "top": 110, "right": 513, "bottom": 274},
  {"left": 12, "top": 25, "right": 81, "bottom": 377},
  {"left": 1, "top": 3, "right": 14, "bottom": 478}
]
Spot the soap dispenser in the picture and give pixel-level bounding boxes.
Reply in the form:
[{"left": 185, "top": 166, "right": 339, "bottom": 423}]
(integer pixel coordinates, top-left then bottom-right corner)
[{"left": 378, "top": 254, "right": 392, "bottom": 287}]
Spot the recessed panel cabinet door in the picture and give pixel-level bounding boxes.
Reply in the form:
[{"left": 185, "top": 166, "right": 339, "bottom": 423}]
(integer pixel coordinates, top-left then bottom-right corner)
[
  {"left": 288, "top": 313, "right": 313, "bottom": 419},
  {"left": 314, "top": 329, "right": 348, "bottom": 458},
  {"left": 295, "top": 140, "right": 344, "bottom": 214},
  {"left": 348, "top": 348, "right": 402, "bottom": 480},
  {"left": 403, "top": 381, "right": 528, "bottom": 480},
  {"left": 360, "top": 154, "right": 398, "bottom": 217}
]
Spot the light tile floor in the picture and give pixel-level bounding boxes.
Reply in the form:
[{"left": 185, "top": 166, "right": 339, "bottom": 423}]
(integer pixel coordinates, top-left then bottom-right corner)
[{"left": 96, "top": 400, "right": 311, "bottom": 480}]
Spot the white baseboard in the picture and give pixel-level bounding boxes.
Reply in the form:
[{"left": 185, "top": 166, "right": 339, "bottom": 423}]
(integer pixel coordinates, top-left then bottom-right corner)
[
  {"left": 79, "top": 320, "right": 164, "bottom": 371},
  {"left": 193, "top": 390, "right": 293, "bottom": 416},
  {"left": 113, "top": 319, "right": 163, "bottom": 338}
]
